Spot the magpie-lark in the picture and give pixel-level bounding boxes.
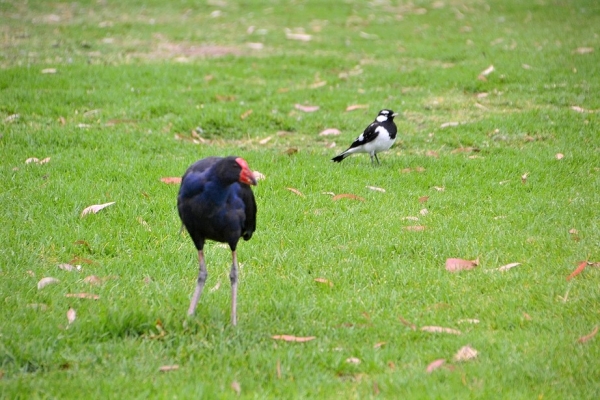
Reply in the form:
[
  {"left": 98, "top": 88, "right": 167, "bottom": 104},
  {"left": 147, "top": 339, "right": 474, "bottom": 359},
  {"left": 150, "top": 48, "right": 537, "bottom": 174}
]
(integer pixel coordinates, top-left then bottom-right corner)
[{"left": 331, "top": 109, "right": 398, "bottom": 165}]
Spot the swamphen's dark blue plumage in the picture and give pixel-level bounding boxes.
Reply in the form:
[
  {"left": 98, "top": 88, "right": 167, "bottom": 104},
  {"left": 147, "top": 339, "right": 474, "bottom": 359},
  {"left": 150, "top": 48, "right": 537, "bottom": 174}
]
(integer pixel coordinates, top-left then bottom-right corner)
[{"left": 177, "top": 156, "right": 257, "bottom": 325}]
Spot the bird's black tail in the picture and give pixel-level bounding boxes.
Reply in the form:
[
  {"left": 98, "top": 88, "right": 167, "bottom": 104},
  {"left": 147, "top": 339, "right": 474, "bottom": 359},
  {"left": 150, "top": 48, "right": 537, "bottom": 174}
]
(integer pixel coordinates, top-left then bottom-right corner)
[{"left": 331, "top": 153, "right": 348, "bottom": 163}]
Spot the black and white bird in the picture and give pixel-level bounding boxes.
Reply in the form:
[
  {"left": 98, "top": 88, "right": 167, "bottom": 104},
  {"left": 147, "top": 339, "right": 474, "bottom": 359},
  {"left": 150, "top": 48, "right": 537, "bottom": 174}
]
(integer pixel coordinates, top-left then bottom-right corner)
[{"left": 331, "top": 109, "right": 398, "bottom": 165}]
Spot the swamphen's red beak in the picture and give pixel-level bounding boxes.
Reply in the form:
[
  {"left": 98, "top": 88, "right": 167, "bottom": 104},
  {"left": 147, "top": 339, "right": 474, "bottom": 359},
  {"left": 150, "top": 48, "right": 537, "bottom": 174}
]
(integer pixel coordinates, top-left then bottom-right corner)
[{"left": 236, "top": 158, "right": 257, "bottom": 186}]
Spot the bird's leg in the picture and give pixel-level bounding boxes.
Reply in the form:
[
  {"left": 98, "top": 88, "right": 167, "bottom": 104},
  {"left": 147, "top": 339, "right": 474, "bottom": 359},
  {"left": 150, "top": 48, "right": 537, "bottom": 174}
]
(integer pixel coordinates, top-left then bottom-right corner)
[
  {"left": 374, "top": 153, "right": 381, "bottom": 165},
  {"left": 229, "top": 250, "right": 238, "bottom": 326},
  {"left": 188, "top": 249, "right": 207, "bottom": 315}
]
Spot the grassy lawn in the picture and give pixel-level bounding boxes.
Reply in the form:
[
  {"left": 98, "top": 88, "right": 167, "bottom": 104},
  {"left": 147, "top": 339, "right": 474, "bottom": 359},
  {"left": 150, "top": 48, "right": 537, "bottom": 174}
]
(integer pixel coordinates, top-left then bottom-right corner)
[{"left": 1, "top": 0, "right": 600, "bottom": 398}]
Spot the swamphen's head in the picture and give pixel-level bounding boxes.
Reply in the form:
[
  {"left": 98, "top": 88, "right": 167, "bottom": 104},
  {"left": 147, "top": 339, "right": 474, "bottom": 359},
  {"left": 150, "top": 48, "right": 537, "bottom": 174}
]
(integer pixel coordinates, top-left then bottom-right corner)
[{"left": 215, "top": 156, "right": 257, "bottom": 186}]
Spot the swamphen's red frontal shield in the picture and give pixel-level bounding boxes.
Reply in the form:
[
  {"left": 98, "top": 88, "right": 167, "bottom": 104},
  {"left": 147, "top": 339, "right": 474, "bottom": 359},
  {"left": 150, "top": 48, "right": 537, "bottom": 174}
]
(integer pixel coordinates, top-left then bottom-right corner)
[{"left": 177, "top": 156, "right": 257, "bottom": 325}]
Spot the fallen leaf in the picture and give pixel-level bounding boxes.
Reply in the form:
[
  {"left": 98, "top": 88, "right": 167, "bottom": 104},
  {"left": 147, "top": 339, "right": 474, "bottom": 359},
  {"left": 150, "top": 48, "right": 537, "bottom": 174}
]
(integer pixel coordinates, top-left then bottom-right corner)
[
  {"left": 285, "top": 31, "right": 312, "bottom": 42},
  {"left": 41, "top": 68, "right": 57, "bottom": 74},
  {"left": 421, "top": 326, "right": 462, "bottom": 335},
  {"left": 523, "top": 312, "right": 532, "bottom": 321},
  {"left": 161, "top": 177, "right": 182, "bottom": 184},
  {"left": 451, "top": 147, "right": 478, "bottom": 154},
  {"left": 314, "top": 278, "right": 333, "bottom": 287},
  {"left": 479, "top": 65, "right": 494, "bottom": 76},
  {"left": 319, "top": 128, "right": 341, "bottom": 136},
  {"left": 25, "top": 157, "right": 38, "bottom": 164},
  {"left": 405, "top": 225, "right": 426, "bottom": 231},
  {"left": 271, "top": 335, "right": 316, "bottom": 342},
  {"left": 240, "top": 109, "right": 253, "bottom": 120},
  {"left": 83, "top": 275, "right": 102, "bottom": 285},
  {"left": 555, "top": 153, "right": 564, "bottom": 160},
  {"left": 67, "top": 307, "right": 76, "bottom": 324},
  {"left": 346, "top": 104, "right": 369, "bottom": 111},
  {"left": 159, "top": 365, "right": 179, "bottom": 372},
  {"left": 521, "top": 172, "right": 529, "bottom": 184},
  {"left": 433, "top": 186, "right": 445, "bottom": 191},
  {"left": 569, "top": 228, "right": 578, "bottom": 235},
  {"left": 252, "top": 171, "right": 266, "bottom": 181},
  {"left": 4, "top": 114, "right": 19, "bottom": 122},
  {"left": 284, "top": 147, "right": 298, "bottom": 155},
  {"left": 286, "top": 187, "right": 304, "bottom": 197},
  {"left": 577, "top": 326, "right": 598, "bottom": 343},
  {"left": 496, "top": 262, "right": 521, "bottom": 272},
  {"left": 457, "top": 318, "right": 480, "bottom": 324},
  {"left": 39, "top": 157, "right": 51, "bottom": 164},
  {"left": 65, "top": 293, "right": 100, "bottom": 300},
  {"left": 445, "top": 258, "right": 479, "bottom": 272},
  {"left": 567, "top": 261, "right": 588, "bottom": 281},
  {"left": 258, "top": 136, "right": 272, "bottom": 145},
  {"left": 440, "top": 121, "right": 459, "bottom": 128},
  {"left": 425, "top": 150, "right": 439, "bottom": 158},
  {"left": 81, "top": 201, "right": 116, "bottom": 217},
  {"left": 426, "top": 359, "right": 446, "bottom": 373},
  {"left": 453, "top": 345, "right": 478, "bottom": 362},
  {"left": 332, "top": 194, "right": 365, "bottom": 202},
  {"left": 309, "top": 81, "right": 327, "bottom": 89},
  {"left": 58, "top": 263, "right": 77, "bottom": 272},
  {"left": 276, "top": 359, "right": 282, "bottom": 379},
  {"left": 366, "top": 186, "right": 386, "bottom": 193},
  {"left": 346, "top": 357, "right": 361, "bottom": 364},
  {"left": 418, "top": 196, "right": 429, "bottom": 203},
  {"left": 373, "top": 342, "right": 386, "bottom": 349},
  {"left": 294, "top": 104, "right": 319, "bottom": 112},
  {"left": 231, "top": 381, "right": 241, "bottom": 395},
  {"left": 571, "top": 106, "right": 588, "bottom": 113},
  {"left": 37, "top": 277, "right": 59, "bottom": 289},
  {"left": 399, "top": 315, "right": 417, "bottom": 330},
  {"left": 573, "top": 47, "right": 594, "bottom": 54}
]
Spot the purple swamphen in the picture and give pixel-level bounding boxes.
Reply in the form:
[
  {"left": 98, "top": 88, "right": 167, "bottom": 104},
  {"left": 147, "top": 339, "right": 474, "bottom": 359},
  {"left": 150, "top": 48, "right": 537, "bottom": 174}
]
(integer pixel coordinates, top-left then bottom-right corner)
[{"left": 177, "top": 156, "right": 257, "bottom": 325}]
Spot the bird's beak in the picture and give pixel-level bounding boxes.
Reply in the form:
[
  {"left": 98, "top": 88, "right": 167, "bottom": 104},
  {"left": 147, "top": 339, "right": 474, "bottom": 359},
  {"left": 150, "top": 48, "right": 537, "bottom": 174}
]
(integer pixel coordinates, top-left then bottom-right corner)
[
  {"left": 239, "top": 167, "right": 257, "bottom": 186},
  {"left": 392, "top": 112, "right": 399, "bottom": 117}
]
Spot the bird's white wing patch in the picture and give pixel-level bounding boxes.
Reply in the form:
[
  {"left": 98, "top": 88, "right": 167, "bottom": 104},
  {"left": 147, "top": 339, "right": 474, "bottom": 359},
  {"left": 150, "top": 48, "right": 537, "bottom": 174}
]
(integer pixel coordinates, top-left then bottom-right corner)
[{"left": 376, "top": 115, "right": 388, "bottom": 122}]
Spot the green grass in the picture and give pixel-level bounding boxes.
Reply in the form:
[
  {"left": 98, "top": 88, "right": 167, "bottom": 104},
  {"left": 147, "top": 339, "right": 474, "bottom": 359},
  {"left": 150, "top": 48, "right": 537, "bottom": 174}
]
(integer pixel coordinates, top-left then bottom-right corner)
[{"left": 1, "top": 0, "right": 600, "bottom": 398}]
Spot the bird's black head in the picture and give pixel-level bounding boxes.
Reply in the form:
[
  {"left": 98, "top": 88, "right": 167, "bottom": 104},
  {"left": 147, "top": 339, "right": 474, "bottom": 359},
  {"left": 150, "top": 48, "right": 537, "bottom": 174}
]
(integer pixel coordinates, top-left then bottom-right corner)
[
  {"left": 376, "top": 109, "right": 398, "bottom": 122},
  {"left": 215, "top": 156, "right": 257, "bottom": 186}
]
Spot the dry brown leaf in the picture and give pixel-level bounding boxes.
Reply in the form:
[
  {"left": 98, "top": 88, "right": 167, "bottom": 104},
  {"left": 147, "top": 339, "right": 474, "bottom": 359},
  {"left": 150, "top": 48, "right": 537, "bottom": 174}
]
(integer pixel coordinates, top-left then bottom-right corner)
[
  {"left": 426, "top": 359, "right": 446, "bottom": 373},
  {"left": 294, "top": 104, "right": 319, "bottom": 113},
  {"left": 421, "top": 326, "right": 462, "bottom": 335},
  {"left": 567, "top": 261, "right": 588, "bottom": 281},
  {"left": 83, "top": 275, "right": 102, "bottom": 285},
  {"left": 81, "top": 201, "right": 116, "bottom": 217},
  {"left": 271, "top": 335, "right": 316, "bottom": 342},
  {"left": 453, "top": 345, "right": 478, "bottom": 362},
  {"left": 37, "top": 277, "right": 59, "bottom": 290},
  {"left": 457, "top": 318, "right": 480, "bottom": 324},
  {"left": 433, "top": 186, "right": 445, "bottom": 192},
  {"left": 418, "top": 196, "right": 429, "bottom": 203},
  {"left": 405, "top": 225, "right": 426, "bottom": 231},
  {"left": 159, "top": 365, "right": 179, "bottom": 372},
  {"left": 555, "top": 153, "right": 564, "bottom": 160},
  {"left": 285, "top": 32, "right": 312, "bottom": 42},
  {"left": 493, "top": 262, "right": 521, "bottom": 272},
  {"left": 346, "top": 104, "right": 369, "bottom": 112},
  {"left": 67, "top": 307, "right": 76, "bottom": 325},
  {"left": 571, "top": 106, "right": 588, "bottom": 113},
  {"left": 332, "top": 193, "right": 365, "bottom": 202},
  {"left": 231, "top": 381, "right": 241, "bottom": 395},
  {"left": 366, "top": 185, "right": 385, "bottom": 192},
  {"left": 160, "top": 177, "right": 182, "bottom": 184},
  {"left": 41, "top": 68, "right": 57, "bottom": 74},
  {"left": 446, "top": 258, "right": 479, "bottom": 272},
  {"left": 58, "top": 263, "right": 77, "bottom": 272},
  {"left": 240, "top": 109, "right": 253, "bottom": 120},
  {"left": 425, "top": 150, "right": 439, "bottom": 158},
  {"left": 523, "top": 312, "right": 532, "bottom": 321},
  {"left": 373, "top": 342, "right": 386, "bottom": 349},
  {"left": 286, "top": 187, "right": 304, "bottom": 197},
  {"left": 346, "top": 357, "right": 361, "bottom": 364},
  {"left": 65, "top": 293, "right": 100, "bottom": 300},
  {"left": 314, "top": 278, "right": 333, "bottom": 287},
  {"left": 479, "top": 65, "right": 495, "bottom": 77},
  {"left": 440, "top": 121, "right": 459, "bottom": 128},
  {"left": 309, "top": 81, "right": 327, "bottom": 89},
  {"left": 319, "top": 128, "right": 341, "bottom": 136},
  {"left": 573, "top": 47, "right": 594, "bottom": 54},
  {"left": 252, "top": 171, "right": 266, "bottom": 181},
  {"left": 284, "top": 147, "right": 298, "bottom": 155},
  {"left": 577, "top": 326, "right": 598, "bottom": 344},
  {"left": 399, "top": 315, "right": 417, "bottom": 330},
  {"left": 521, "top": 172, "right": 529, "bottom": 184},
  {"left": 258, "top": 136, "right": 272, "bottom": 145}
]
